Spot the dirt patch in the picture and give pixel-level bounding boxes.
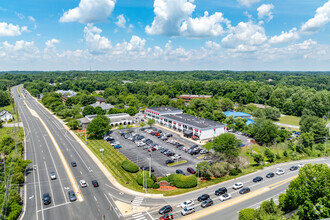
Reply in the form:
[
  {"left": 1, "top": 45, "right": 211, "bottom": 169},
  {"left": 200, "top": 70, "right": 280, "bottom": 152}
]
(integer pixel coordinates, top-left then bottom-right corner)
[{"left": 156, "top": 185, "right": 177, "bottom": 191}]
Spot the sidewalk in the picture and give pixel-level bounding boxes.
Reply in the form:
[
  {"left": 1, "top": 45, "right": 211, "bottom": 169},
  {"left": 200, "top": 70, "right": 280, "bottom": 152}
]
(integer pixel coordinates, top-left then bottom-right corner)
[{"left": 3, "top": 122, "right": 23, "bottom": 127}]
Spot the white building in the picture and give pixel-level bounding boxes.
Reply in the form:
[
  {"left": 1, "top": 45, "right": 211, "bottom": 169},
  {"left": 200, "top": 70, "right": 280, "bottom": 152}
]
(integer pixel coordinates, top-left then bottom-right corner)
[
  {"left": 55, "top": 90, "right": 77, "bottom": 97},
  {"left": 78, "top": 113, "right": 136, "bottom": 130},
  {"left": 145, "top": 107, "right": 226, "bottom": 140},
  {"left": 0, "top": 110, "right": 13, "bottom": 122}
]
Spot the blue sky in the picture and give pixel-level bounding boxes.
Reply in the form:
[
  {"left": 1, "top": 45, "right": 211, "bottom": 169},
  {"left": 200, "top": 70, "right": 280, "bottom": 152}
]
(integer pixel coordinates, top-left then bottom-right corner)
[{"left": 0, "top": 0, "right": 329, "bottom": 71}]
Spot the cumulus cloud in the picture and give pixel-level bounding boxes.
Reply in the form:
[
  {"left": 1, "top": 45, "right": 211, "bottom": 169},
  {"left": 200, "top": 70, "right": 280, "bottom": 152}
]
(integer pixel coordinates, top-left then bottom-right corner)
[
  {"left": 115, "top": 14, "right": 126, "bottom": 28},
  {"left": 300, "top": 0, "right": 330, "bottom": 34},
  {"left": 0, "top": 22, "right": 28, "bottom": 37},
  {"left": 45, "top": 39, "right": 60, "bottom": 47},
  {"left": 146, "top": 0, "right": 229, "bottom": 38},
  {"left": 221, "top": 21, "right": 267, "bottom": 51},
  {"left": 237, "top": 0, "right": 261, "bottom": 7},
  {"left": 269, "top": 28, "right": 299, "bottom": 44},
  {"left": 257, "top": 4, "right": 274, "bottom": 21},
  {"left": 84, "top": 24, "right": 111, "bottom": 54},
  {"left": 59, "top": 0, "right": 116, "bottom": 23}
]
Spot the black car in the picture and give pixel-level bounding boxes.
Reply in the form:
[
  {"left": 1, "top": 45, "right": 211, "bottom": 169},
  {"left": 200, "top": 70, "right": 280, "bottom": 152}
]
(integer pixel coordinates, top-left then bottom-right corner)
[
  {"left": 176, "top": 169, "right": 185, "bottom": 175},
  {"left": 68, "top": 190, "right": 77, "bottom": 202},
  {"left": 71, "top": 161, "right": 77, "bottom": 167},
  {"left": 197, "top": 194, "right": 210, "bottom": 202},
  {"left": 289, "top": 166, "right": 298, "bottom": 171},
  {"left": 253, "top": 176, "right": 263, "bottom": 182},
  {"left": 215, "top": 187, "right": 227, "bottom": 196},
  {"left": 239, "top": 187, "right": 251, "bottom": 194},
  {"left": 92, "top": 180, "right": 99, "bottom": 187},
  {"left": 266, "top": 172, "right": 275, "bottom": 178},
  {"left": 165, "top": 159, "right": 174, "bottom": 165},
  {"left": 190, "top": 150, "right": 199, "bottom": 155},
  {"left": 201, "top": 199, "right": 213, "bottom": 208},
  {"left": 158, "top": 205, "right": 172, "bottom": 214},
  {"left": 43, "top": 193, "right": 51, "bottom": 205},
  {"left": 161, "top": 149, "right": 168, "bottom": 154},
  {"left": 141, "top": 166, "right": 155, "bottom": 172}
]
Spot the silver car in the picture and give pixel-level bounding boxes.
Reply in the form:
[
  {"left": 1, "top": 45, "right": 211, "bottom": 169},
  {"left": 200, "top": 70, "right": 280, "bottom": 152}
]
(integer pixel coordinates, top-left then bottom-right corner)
[
  {"left": 181, "top": 206, "right": 195, "bottom": 216},
  {"left": 50, "top": 171, "right": 56, "bottom": 180}
]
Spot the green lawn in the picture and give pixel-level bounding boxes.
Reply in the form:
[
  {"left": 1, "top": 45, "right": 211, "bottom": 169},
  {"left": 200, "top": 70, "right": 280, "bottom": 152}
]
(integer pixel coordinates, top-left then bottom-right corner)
[
  {"left": 0, "top": 127, "right": 24, "bottom": 141},
  {"left": 278, "top": 115, "right": 301, "bottom": 126}
]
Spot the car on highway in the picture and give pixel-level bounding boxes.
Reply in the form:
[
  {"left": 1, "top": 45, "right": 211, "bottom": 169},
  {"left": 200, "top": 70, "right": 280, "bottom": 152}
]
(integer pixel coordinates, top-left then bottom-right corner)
[
  {"left": 219, "top": 193, "right": 231, "bottom": 202},
  {"left": 180, "top": 200, "right": 194, "bottom": 208},
  {"left": 176, "top": 169, "right": 185, "bottom": 175},
  {"left": 71, "top": 161, "right": 77, "bottom": 167},
  {"left": 68, "top": 190, "right": 76, "bottom": 202},
  {"left": 232, "top": 182, "right": 243, "bottom": 190},
  {"left": 276, "top": 169, "right": 285, "bottom": 175},
  {"left": 239, "top": 187, "right": 251, "bottom": 194},
  {"left": 165, "top": 159, "right": 174, "bottom": 165},
  {"left": 159, "top": 213, "right": 173, "bottom": 220},
  {"left": 201, "top": 199, "right": 213, "bottom": 208},
  {"left": 187, "top": 167, "right": 196, "bottom": 174},
  {"left": 266, "top": 172, "right": 275, "bottom": 178},
  {"left": 43, "top": 193, "right": 51, "bottom": 205},
  {"left": 215, "top": 187, "right": 227, "bottom": 196},
  {"left": 197, "top": 194, "right": 210, "bottom": 202},
  {"left": 297, "top": 163, "right": 304, "bottom": 168},
  {"left": 289, "top": 166, "right": 298, "bottom": 171},
  {"left": 80, "top": 179, "right": 87, "bottom": 187},
  {"left": 50, "top": 171, "right": 56, "bottom": 180},
  {"left": 114, "top": 144, "right": 122, "bottom": 149},
  {"left": 92, "top": 180, "right": 99, "bottom": 187},
  {"left": 253, "top": 176, "right": 263, "bottom": 182},
  {"left": 158, "top": 205, "right": 173, "bottom": 214},
  {"left": 181, "top": 206, "right": 195, "bottom": 216}
]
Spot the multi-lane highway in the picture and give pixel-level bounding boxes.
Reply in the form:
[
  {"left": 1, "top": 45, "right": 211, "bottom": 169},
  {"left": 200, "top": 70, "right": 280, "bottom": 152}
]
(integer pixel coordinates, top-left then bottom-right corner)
[{"left": 13, "top": 85, "right": 329, "bottom": 220}]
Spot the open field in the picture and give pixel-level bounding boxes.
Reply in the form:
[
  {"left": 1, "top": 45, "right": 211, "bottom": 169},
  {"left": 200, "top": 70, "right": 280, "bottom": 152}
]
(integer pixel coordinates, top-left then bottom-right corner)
[{"left": 278, "top": 115, "right": 301, "bottom": 126}]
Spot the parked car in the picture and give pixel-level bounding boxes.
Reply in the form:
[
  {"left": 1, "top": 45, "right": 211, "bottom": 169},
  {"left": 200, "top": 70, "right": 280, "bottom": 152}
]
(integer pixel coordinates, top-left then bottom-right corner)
[
  {"left": 203, "top": 156, "right": 212, "bottom": 160},
  {"left": 165, "top": 159, "right": 174, "bottom": 165},
  {"left": 232, "top": 182, "right": 243, "bottom": 190},
  {"left": 200, "top": 149, "right": 209, "bottom": 154},
  {"left": 180, "top": 200, "right": 194, "bottom": 208},
  {"left": 276, "top": 169, "right": 285, "bottom": 175},
  {"left": 176, "top": 169, "right": 185, "bottom": 175},
  {"left": 171, "top": 154, "right": 181, "bottom": 160},
  {"left": 148, "top": 147, "right": 156, "bottom": 152},
  {"left": 219, "top": 193, "right": 231, "bottom": 201},
  {"left": 68, "top": 190, "right": 77, "bottom": 202},
  {"left": 114, "top": 145, "right": 122, "bottom": 149},
  {"left": 187, "top": 167, "right": 196, "bottom": 174},
  {"left": 158, "top": 205, "right": 173, "bottom": 214},
  {"left": 201, "top": 199, "right": 213, "bottom": 208},
  {"left": 80, "top": 179, "right": 87, "bottom": 187},
  {"left": 289, "top": 166, "right": 298, "bottom": 171},
  {"left": 71, "top": 161, "right": 77, "bottom": 167},
  {"left": 159, "top": 213, "right": 173, "bottom": 220},
  {"left": 197, "top": 194, "right": 210, "bottom": 202},
  {"left": 215, "top": 187, "right": 227, "bottom": 196},
  {"left": 253, "top": 176, "right": 263, "bottom": 182},
  {"left": 43, "top": 193, "right": 51, "bottom": 205},
  {"left": 239, "top": 187, "right": 251, "bottom": 194},
  {"left": 50, "top": 171, "right": 56, "bottom": 180},
  {"left": 181, "top": 206, "right": 195, "bottom": 216},
  {"left": 141, "top": 166, "right": 155, "bottom": 172},
  {"left": 266, "top": 172, "right": 275, "bottom": 178},
  {"left": 161, "top": 149, "right": 169, "bottom": 154},
  {"left": 92, "top": 180, "right": 99, "bottom": 187}
]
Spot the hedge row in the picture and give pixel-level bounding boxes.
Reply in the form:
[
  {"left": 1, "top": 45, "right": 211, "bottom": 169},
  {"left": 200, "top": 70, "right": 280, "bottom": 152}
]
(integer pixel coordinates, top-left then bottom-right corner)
[
  {"left": 136, "top": 171, "right": 157, "bottom": 188},
  {"left": 121, "top": 160, "right": 139, "bottom": 173},
  {"left": 168, "top": 174, "right": 197, "bottom": 188}
]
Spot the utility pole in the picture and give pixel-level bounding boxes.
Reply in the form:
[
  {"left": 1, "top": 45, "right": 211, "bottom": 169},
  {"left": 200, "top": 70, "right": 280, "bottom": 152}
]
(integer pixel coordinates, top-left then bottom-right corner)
[
  {"left": 149, "top": 151, "right": 152, "bottom": 178},
  {"left": 8, "top": 83, "right": 18, "bottom": 154},
  {"left": 323, "top": 113, "right": 329, "bottom": 157}
]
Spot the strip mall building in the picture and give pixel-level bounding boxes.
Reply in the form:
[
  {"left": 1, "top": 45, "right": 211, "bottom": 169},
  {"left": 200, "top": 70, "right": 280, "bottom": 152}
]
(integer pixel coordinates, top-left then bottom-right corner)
[{"left": 144, "top": 107, "right": 226, "bottom": 140}]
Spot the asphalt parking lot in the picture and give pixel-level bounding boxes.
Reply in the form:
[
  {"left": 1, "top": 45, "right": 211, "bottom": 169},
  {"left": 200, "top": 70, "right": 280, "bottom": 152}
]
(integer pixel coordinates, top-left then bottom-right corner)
[{"left": 110, "top": 127, "right": 205, "bottom": 177}]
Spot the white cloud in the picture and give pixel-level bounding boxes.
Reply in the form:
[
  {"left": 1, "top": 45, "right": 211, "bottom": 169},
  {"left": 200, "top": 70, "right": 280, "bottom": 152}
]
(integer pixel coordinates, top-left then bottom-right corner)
[
  {"left": 300, "top": 0, "right": 330, "bottom": 34},
  {"left": 146, "top": 0, "right": 229, "bottom": 38},
  {"left": 269, "top": 28, "right": 299, "bottom": 44},
  {"left": 238, "top": 0, "right": 261, "bottom": 7},
  {"left": 257, "top": 4, "right": 274, "bottom": 21},
  {"left": 0, "top": 22, "right": 28, "bottom": 37},
  {"left": 15, "top": 12, "right": 25, "bottom": 20},
  {"left": 0, "top": 40, "right": 40, "bottom": 61},
  {"left": 28, "top": 16, "right": 36, "bottom": 22},
  {"left": 115, "top": 14, "right": 126, "bottom": 28},
  {"left": 84, "top": 24, "right": 111, "bottom": 54},
  {"left": 222, "top": 21, "right": 267, "bottom": 51},
  {"left": 59, "top": 0, "right": 116, "bottom": 23},
  {"left": 45, "top": 39, "right": 60, "bottom": 47}
]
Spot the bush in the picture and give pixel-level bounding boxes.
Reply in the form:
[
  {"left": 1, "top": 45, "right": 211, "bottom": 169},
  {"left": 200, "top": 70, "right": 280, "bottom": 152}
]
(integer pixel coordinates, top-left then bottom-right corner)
[
  {"left": 168, "top": 174, "right": 197, "bottom": 188},
  {"left": 283, "top": 150, "right": 288, "bottom": 157},
  {"left": 157, "top": 176, "right": 169, "bottom": 182},
  {"left": 238, "top": 208, "right": 258, "bottom": 220},
  {"left": 152, "top": 183, "right": 160, "bottom": 189},
  {"left": 136, "top": 171, "right": 157, "bottom": 188},
  {"left": 230, "top": 168, "right": 242, "bottom": 176},
  {"left": 121, "top": 160, "right": 139, "bottom": 173}
]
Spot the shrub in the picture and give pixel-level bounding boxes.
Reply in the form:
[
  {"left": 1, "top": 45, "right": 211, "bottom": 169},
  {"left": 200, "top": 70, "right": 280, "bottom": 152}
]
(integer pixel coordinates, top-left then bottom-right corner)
[
  {"left": 121, "top": 160, "right": 139, "bottom": 173},
  {"left": 276, "top": 154, "right": 281, "bottom": 159},
  {"left": 230, "top": 168, "right": 242, "bottom": 176},
  {"left": 152, "top": 183, "right": 160, "bottom": 189},
  {"left": 283, "top": 150, "right": 288, "bottom": 157},
  {"left": 238, "top": 208, "right": 258, "bottom": 220},
  {"left": 157, "top": 176, "right": 169, "bottom": 182},
  {"left": 168, "top": 174, "right": 197, "bottom": 188},
  {"left": 137, "top": 175, "right": 154, "bottom": 188}
]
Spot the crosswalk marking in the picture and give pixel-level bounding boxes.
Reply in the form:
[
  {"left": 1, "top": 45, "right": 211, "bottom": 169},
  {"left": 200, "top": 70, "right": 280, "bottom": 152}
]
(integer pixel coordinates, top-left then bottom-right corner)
[
  {"left": 132, "top": 212, "right": 147, "bottom": 220},
  {"left": 132, "top": 196, "right": 144, "bottom": 206}
]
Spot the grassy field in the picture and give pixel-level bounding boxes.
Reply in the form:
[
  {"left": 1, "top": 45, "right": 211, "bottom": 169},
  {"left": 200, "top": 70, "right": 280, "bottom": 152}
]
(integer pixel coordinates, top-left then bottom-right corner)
[
  {"left": 0, "top": 127, "right": 24, "bottom": 141},
  {"left": 278, "top": 115, "right": 301, "bottom": 126}
]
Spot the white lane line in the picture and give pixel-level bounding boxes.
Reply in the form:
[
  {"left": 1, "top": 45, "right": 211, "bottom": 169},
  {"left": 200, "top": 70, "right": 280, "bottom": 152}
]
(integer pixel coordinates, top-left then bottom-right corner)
[
  {"left": 32, "top": 165, "right": 39, "bottom": 220},
  {"left": 135, "top": 217, "right": 147, "bottom": 220},
  {"left": 94, "top": 195, "right": 97, "bottom": 202},
  {"left": 104, "top": 193, "right": 121, "bottom": 217},
  {"left": 132, "top": 213, "right": 143, "bottom": 217},
  {"left": 44, "top": 161, "right": 56, "bottom": 206},
  {"left": 35, "top": 165, "right": 45, "bottom": 220},
  {"left": 146, "top": 211, "right": 154, "bottom": 220},
  {"left": 37, "top": 202, "right": 70, "bottom": 212}
]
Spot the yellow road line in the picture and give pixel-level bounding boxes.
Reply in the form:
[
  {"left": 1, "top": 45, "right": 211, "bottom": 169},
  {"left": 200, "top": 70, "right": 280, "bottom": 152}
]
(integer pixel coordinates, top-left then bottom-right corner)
[
  {"left": 178, "top": 175, "right": 297, "bottom": 220},
  {"left": 23, "top": 100, "right": 84, "bottom": 202}
]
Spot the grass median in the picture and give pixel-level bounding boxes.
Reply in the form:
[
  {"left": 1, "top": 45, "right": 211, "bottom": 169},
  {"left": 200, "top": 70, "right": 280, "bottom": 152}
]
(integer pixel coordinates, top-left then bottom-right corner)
[{"left": 167, "top": 160, "right": 187, "bottom": 166}]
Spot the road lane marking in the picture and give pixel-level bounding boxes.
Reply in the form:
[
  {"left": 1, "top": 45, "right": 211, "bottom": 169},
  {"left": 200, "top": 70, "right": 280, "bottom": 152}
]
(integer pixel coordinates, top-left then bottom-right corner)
[
  {"left": 145, "top": 211, "right": 154, "bottom": 220},
  {"left": 44, "top": 161, "right": 56, "bottom": 206},
  {"left": 23, "top": 100, "right": 84, "bottom": 202},
  {"left": 37, "top": 202, "right": 70, "bottom": 212}
]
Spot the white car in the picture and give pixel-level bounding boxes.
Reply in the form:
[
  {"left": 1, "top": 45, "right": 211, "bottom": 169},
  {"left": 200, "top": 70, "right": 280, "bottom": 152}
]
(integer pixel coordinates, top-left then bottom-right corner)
[
  {"left": 276, "top": 169, "right": 285, "bottom": 175},
  {"left": 50, "top": 171, "right": 56, "bottom": 180},
  {"left": 219, "top": 193, "right": 232, "bottom": 201},
  {"left": 172, "top": 155, "right": 182, "bottom": 160},
  {"left": 180, "top": 200, "right": 194, "bottom": 209},
  {"left": 232, "top": 182, "right": 243, "bottom": 190},
  {"left": 297, "top": 163, "right": 304, "bottom": 168},
  {"left": 80, "top": 180, "right": 87, "bottom": 187}
]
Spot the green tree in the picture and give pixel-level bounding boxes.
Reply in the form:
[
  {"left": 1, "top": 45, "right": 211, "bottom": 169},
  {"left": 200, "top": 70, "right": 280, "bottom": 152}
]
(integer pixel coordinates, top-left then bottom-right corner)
[
  {"left": 196, "top": 161, "right": 212, "bottom": 180},
  {"left": 213, "top": 110, "right": 226, "bottom": 122},
  {"left": 213, "top": 133, "right": 242, "bottom": 162},
  {"left": 95, "top": 106, "right": 106, "bottom": 115},
  {"left": 67, "top": 119, "right": 79, "bottom": 130},
  {"left": 239, "top": 208, "right": 258, "bottom": 220},
  {"left": 300, "top": 115, "right": 328, "bottom": 143},
  {"left": 82, "top": 105, "right": 96, "bottom": 116},
  {"left": 30, "top": 89, "right": 40, "bottom": 97},
  {"left": 249, "top": 118, "right": 279, "bottom": 146},
  {"left": 220, "top": 98, "right": 234, "bottom": 111},
  {"left": 147, "top": 119, "right": 155, "bottom": 127},
  {"left": 253, "top": 154, "right": 264, "bottom": 165},
  {"left": 263, "top": 107, "right": 281, "bottom": 121},
  {"left": 0, "top": 91, "right": 10, "bottom": 107},
  {"left": 87, "top": 115, "right": 111, "bottom": 139},
  {"left": 264, "top": 148, "right": 275, "bottom": 162},
  {"left": 235, "top": 117, "right": 248, "bottom": 132},
  {"left": 125, "top": 106, "right": 138, "bottom": 116},
  {"left": 299, "top": 132, "right": 314, "bottom": 148}
]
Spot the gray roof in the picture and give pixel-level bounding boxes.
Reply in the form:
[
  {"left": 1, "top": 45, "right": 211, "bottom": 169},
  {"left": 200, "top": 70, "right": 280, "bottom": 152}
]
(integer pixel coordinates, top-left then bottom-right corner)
[
  {"left": 146, "top": 106, "right": 182, "bottom": 113},
  {"left": 163, "top": 113, "right": 225, "bottom": 129},
  {"left": 90, "top": 102, "right": 114, "bottom": 110}
]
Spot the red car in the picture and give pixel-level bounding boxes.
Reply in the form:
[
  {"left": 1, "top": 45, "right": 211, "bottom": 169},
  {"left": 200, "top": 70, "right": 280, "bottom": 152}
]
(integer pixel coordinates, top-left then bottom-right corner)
[
  {"left": 159, "top": 213, "right": 173, "bottom": 220},
  {"left": 148, "top": 147, "right": 156, "bottom": 152},
  {"left": 187, "top": 167, "right": 196, "bottom": 174}
]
